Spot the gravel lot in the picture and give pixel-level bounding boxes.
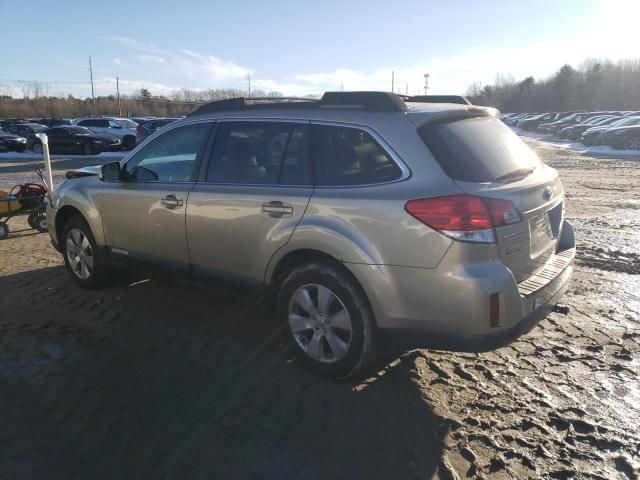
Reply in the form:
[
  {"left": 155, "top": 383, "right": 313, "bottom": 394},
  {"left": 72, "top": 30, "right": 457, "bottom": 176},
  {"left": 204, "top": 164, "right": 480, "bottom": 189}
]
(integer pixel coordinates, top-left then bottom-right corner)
[{"left": 0, "top": 141, "right": 639, "bottom": 479}]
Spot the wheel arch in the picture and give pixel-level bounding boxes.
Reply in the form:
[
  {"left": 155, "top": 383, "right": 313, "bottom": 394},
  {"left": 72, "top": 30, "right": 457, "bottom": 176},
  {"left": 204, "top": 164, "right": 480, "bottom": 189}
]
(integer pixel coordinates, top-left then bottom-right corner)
[
  {"left": 267, "top": 248, "right": 378, "bottom": 328},
  {"left": 54, "top": 205, "right": 84, "bottom": 246},
  {"left": 53, "top": 187, "right": 104, "bottom": 248}
]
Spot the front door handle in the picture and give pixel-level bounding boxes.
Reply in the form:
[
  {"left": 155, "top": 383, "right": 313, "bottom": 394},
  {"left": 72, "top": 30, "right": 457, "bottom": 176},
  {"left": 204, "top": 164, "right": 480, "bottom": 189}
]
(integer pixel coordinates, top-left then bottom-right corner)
[
  {"left": 261, "top": 200, "right": 294, "bottom": 216},
  {"left": 160, "top": 195, "right": 184, "bottom": 209}
]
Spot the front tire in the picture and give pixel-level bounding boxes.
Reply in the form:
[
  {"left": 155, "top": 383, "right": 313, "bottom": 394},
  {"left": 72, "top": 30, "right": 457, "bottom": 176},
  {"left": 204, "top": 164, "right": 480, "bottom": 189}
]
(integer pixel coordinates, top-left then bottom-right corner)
[
  {"left": 277, "top": 262, "right": 375, "bottom": 378},
  {"left": 33, "top": 143, "right": 43, "bottom": 154},
  {"left": 625, "top": 137, "right": 640, "bottom": 150},
  {"left": 83, "top": 143, "right": 95, "bottom": 155},
  {"left": 61, "top": 216, "right": 110, "bottom": 289},
  {"left": 0, "top": 222, "right": 8, "bottom": 240},
  {"left": 123, "top": 135, "right": 136, "bottom": 150}
]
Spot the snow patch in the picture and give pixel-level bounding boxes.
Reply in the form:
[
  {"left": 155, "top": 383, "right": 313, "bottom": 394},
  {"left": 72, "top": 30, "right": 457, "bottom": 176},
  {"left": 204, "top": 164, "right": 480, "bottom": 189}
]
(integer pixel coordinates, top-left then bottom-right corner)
[{"left": 513, "top": 128, "right": 640, "bottom": 160}]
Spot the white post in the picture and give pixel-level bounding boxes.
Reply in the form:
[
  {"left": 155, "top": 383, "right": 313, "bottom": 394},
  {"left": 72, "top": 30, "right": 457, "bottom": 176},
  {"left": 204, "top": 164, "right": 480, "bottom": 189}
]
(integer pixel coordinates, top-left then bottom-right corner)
[{"left": 36, "top": 133, "right": 54, "bottom": 192}]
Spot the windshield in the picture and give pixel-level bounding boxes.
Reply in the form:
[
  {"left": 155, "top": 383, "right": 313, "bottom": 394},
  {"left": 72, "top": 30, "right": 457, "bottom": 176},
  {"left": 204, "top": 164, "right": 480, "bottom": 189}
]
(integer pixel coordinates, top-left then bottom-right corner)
[
  {"left": 419, "top": 116, "right": 541, "bottom": 183},
  {"left": 31, "top": 125, "right": 47, "bottom": 133},
  {"left": 610, "top": 116, "right": 640, "bottom": 127},
  {"left": 117, "top": 119, "right": 138, "bottom": 128},
  {"left": 67, "top": 126, "right": 93, "bottom": 135}
]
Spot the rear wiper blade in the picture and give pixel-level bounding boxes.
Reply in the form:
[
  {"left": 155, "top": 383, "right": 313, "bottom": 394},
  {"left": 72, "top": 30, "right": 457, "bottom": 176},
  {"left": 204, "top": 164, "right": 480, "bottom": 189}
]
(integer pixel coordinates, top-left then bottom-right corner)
[
  {"left": 495, "top": 166, "right": 536, "bottom": 182},
  {"left": 496, "top": 167, "right": 536, "bottom": 182}
]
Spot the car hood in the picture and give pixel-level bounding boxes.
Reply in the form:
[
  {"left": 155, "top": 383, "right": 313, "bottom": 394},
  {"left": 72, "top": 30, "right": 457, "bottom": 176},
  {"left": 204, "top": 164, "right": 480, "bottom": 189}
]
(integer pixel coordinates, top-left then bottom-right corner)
[
  {"left": 0, "top": 133, "right": 25, "bottom": 141},
  {"left": 604, "top": 124, "right": 640, "bottom": 134},
  {"left": 65, "top": 165, "right": 101, "bottom": 179},
  {"left": 583, "top": 125, "right": 616, "bottom": 135}
]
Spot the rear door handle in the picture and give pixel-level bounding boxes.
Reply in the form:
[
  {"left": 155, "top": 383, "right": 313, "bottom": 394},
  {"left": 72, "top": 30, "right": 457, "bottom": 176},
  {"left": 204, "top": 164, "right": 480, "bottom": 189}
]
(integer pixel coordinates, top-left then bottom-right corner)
[
  {"left": 160, "top": 195, "right": 184, "bottom": 209},
  {"left": 261, "top": 200, "right": 293, "bottom": 216}
]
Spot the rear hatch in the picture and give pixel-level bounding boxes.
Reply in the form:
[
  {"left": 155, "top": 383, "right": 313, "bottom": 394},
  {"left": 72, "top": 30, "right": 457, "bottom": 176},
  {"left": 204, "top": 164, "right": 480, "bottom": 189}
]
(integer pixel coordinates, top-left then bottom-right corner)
[{"left": 418, "top": 115, "right": 564, "bottom": 283}]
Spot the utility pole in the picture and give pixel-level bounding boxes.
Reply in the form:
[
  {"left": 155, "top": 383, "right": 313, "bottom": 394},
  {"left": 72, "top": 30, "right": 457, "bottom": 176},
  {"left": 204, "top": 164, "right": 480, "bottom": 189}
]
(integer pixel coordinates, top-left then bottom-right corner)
[
  {"left": 89, "top": 56, "right": 96, "bottom": 113},
  {"left": 116, "top": 76, "right": 121, "bottom": 117},
  {"left": 391, "top": 71, "right": 395, "bottom": 93},
  {"left": 247, "top": 73, "right": 251, "bottom": 98},
  {"left": 406, "top": 84, "right": 408, "bottom": 95},
  {"left": 423, "top": 73, "right": 430, "bottom": 95}
]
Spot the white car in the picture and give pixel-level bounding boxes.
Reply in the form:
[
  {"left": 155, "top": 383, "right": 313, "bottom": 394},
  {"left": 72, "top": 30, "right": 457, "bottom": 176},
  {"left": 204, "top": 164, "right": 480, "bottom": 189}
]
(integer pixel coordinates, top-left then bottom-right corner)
[{"left": 73, "top": 117, "right": 138, "bottom": 150}]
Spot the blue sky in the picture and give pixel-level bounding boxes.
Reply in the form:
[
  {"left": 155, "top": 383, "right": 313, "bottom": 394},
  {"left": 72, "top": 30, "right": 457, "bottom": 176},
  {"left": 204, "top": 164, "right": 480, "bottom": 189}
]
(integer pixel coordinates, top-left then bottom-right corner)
[{"left": 0, "top": 0, "right": 637, "bottom": 98}]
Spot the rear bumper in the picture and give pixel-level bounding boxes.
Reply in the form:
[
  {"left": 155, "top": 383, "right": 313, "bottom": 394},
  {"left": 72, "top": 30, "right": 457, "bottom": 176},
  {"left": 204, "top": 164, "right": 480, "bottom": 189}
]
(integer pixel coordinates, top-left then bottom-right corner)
[
  {"left": 347, "top": 220, "right": 576, "bottom": 351},
  {"left": 380, "top": 260, "right": 572, "bottom": 352}
]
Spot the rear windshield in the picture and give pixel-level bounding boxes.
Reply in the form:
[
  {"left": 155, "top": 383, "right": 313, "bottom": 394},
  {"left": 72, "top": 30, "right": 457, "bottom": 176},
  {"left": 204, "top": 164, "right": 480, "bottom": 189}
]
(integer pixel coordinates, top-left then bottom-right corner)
[{"left": 418, "top": 116, "right": 541, "bottom": 182}]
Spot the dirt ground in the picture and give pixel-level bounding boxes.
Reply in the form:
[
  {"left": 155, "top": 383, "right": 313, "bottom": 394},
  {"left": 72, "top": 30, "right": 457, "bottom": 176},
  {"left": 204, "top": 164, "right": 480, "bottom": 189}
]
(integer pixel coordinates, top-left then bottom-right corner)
[{"left": 0, "top": 142, "right": 639, "bottom": 480}]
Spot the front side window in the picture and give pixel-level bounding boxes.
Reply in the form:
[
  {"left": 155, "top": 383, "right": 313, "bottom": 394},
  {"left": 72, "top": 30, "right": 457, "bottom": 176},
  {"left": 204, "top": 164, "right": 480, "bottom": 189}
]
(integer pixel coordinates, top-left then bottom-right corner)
[
  {"left": 46, "top": 128, "right": 67, "bottom": 137},
  {"left": 124, "top": 122, "right": 211, "bottom": 183},
  {"left": 206, "top": 122, "right": 310, "bottom": 185},
  {"left": 312, "top": 125, "right": 402, "bottom": 186}
]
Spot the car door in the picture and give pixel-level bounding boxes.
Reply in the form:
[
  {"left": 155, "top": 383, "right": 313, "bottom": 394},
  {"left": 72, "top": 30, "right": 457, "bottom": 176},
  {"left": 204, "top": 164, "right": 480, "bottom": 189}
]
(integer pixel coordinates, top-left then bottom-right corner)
[
  {"left": 99, "top": 120, "right": 213, "bottom": 272},
  {"left": 187, "top": 120, "right": 313, "bottom": 285},
  {"left": 45, "top": 128, "right": 70, "bottom": 153}
]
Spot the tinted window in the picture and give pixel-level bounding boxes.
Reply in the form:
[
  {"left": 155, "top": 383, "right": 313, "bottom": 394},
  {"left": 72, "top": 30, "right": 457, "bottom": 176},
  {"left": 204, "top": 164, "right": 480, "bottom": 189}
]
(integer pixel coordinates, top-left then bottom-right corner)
[
  {"left": 67, "top": 126, "right": 92, "bottom": 135},
  {"left": 79, "top": 119, "right": 107, "bottom": 128},
  {"left": 46, "top": 128, "right": 67, "bottom": 137},
  {"left": 124, "top": 122, "right": 211, "bottom": 182},
  {"left": 418, "top": 116, "right": 541, "bottom": 183},
  {"left": 206, "top": 122, "right": 310, "bottom": 185},
  {"left": 312, "top": 125, "right": 402, "bottom": 186},
  {"left": 117, "top": 119, "right": 138, "bottom": 128}
]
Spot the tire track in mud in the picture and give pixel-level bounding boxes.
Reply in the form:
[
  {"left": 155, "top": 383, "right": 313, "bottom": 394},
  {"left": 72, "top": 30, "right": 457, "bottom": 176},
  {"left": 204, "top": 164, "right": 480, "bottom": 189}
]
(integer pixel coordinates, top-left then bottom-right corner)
[{"left": 1, "top": 148, "right": 639, "bottom": 478}]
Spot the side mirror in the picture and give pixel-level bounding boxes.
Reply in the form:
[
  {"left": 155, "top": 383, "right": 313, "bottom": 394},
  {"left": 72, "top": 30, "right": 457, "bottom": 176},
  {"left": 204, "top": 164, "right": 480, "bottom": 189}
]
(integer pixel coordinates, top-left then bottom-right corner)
[{"left": 99, "top": 161, "right": 122, "bottom": 182}]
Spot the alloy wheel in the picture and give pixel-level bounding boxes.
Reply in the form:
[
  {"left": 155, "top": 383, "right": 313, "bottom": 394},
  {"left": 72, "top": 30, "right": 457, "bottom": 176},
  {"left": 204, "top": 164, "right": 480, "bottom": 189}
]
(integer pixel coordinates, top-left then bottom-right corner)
[
  {"left": 288, "top": 284, "right": 353, "bottom": 363},
  {"left": 66, "top": 228, "right": 94, "bottom": 280}
]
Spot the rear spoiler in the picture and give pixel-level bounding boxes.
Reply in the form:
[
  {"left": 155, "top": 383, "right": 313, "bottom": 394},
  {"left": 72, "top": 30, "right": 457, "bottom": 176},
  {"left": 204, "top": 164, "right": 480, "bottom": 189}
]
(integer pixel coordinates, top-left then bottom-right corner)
[{"left": 410, "top": 106, "right": 500, "bottom": 128}]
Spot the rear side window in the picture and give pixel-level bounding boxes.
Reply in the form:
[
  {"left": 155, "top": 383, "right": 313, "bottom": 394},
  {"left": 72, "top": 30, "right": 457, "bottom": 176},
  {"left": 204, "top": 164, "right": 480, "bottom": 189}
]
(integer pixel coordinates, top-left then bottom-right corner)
[
  {"left": 418, "top": 116, "right": 541, "bottom": 183},
  {"left": 206, "top": 122, "right": 310, "bottom": 185},
  {"left": 312, "top": 125, "right": 402, "bottom": 186}
]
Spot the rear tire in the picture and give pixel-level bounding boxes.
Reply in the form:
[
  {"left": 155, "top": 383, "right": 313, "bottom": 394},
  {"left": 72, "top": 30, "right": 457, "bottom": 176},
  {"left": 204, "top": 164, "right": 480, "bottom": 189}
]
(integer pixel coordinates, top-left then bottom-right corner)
[
  {"left": 0, "top": 222, "right": 8, "bottom": 240},
  {"left": 61, "top": 216, "right": 110, "bottom": 289},
  {"left": 32, "top": 213, "right": 48, "bottom": 233},
  {"left": 277, "top": 262, "right": 376, "bottom": 378}
]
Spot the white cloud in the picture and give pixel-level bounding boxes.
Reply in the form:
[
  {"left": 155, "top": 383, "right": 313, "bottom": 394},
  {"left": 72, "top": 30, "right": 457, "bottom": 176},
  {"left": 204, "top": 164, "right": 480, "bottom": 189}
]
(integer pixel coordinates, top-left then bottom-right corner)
[
  {"left": 97, "top": 32, "right": 640, "bottom": 99},
  {"left": 99, "top": 36, "right": 249, "bottom": 86},
  {"left": 113, "top": 57, "right": 123, "bottom": 66},
  {"left": 137, "top": 54, "right": 165, "bottom": 64}
]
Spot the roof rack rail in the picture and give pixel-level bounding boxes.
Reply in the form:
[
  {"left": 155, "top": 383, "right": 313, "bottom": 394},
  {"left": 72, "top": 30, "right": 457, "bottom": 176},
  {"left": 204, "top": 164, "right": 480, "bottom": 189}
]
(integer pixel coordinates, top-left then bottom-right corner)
[
  {"left": 189, "top": 91, "right": 407, "bottom": 116},
  {"left": 406, "top": 95, "right": 472, "bottom": 105}
]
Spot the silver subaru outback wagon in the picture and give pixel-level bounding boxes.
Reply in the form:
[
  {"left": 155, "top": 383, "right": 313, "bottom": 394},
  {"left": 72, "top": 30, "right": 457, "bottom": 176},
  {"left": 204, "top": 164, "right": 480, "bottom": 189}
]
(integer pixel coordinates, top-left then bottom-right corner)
[{"left": 47, "top": 92, "right": 575, "bottom": 378}]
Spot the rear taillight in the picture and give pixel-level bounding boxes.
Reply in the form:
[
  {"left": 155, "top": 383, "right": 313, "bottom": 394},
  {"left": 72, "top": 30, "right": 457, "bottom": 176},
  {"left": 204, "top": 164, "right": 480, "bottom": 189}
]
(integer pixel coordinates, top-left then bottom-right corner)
[
  {"left": 136, "top": 126, "right": 142, "bottom": 135},
  {"left": 405, "top": 194, "right": 522, "bottom": 243}
]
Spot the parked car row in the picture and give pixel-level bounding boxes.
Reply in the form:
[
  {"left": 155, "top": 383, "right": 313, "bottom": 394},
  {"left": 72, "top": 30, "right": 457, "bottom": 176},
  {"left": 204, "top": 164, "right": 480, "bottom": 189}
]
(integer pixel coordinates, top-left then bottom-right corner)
[
  {"left": 0, "top": 115, "right": 180, "bottom": 155},
  {"left": 502, "top": 111, "right": 640, "bottom": 149}
]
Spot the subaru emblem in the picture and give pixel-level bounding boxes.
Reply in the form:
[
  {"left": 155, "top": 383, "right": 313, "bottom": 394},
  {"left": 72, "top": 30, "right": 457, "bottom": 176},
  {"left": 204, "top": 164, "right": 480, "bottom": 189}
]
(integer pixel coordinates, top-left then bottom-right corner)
[{"left": 543, "top": 186, "right": 553, "bottom": 201}]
